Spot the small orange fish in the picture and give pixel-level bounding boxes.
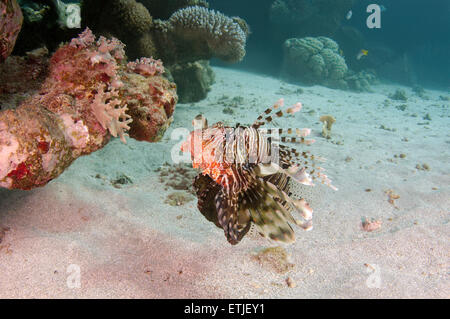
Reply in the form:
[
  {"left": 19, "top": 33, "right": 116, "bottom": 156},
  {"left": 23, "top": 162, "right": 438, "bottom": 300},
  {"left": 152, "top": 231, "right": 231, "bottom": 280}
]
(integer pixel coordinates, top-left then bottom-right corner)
[{"left": 357, "top": 49, "right": 369, "bottom": 60}]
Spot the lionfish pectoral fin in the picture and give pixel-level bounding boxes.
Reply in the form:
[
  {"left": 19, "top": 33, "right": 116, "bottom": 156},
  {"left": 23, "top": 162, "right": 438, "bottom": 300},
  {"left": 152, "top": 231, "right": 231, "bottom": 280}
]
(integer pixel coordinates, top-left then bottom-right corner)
[
  {"left": 214, "top": 189, "right": 250, "bottom": 245},
  {"left": 256, "top": 177, "right": 314, "bottom": 225},
  {"left": 193, "top": 174, "right": 222, "bottom": 228},
  {"left": 292, "top": 198, "right": 313, "bottom": 221},
  {"left": 256, "top": 163, "right": 314, "bottom": 187},
  {"left": 255, "top": 178, "right": 297, "bottom": 224},
  {"left": 286, "top": 165, "right": 314, "bottom": 186},
  {"left": 250, "top": 207, "right": 295, "bottom": 244},
  {"left": 295, "top": 219, "right": 313, "bottom": 231},
  {"left": 246, "top": 188, "right": 295, "bottom": 244},
  {"left": 254, "top": 163, "right": 281, "bottom": 177}
]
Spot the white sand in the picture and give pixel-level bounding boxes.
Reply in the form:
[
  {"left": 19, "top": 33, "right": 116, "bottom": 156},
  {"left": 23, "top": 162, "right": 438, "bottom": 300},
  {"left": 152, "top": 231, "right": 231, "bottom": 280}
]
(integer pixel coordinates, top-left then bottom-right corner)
[{"left": 0, "top": 67, "right": 448, "bottom": 298}]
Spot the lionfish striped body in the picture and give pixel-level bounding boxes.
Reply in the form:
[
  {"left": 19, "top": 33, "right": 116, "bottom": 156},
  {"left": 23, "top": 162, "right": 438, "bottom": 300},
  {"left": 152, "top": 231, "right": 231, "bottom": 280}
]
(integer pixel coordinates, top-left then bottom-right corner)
[{"left": 181, "top": 99, "right": 337, "bottom": 245}]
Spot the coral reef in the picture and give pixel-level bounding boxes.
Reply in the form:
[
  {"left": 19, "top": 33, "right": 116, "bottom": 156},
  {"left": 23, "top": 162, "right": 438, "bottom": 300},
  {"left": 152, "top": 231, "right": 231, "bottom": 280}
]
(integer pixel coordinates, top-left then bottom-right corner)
[
  {"left": 81, "top": 1, "right": 248, "bottom": 101},
  {"left": 283, "top": 37, "right": 348, "bottom": 89},
  {"left": 170, "top": 60, "right": 215, "bottom": 103},
  {"left": 82, "top": 1, "right": 248, "bottom": 64},
  {"left": 0, "top": 29, "right": 177, "bottom": 190},
  {"left": 82, "top": 0, "right": 152, "bottom": 40},
  {"left": 0, "top": 0, "right": 23, "bottom": 63}
]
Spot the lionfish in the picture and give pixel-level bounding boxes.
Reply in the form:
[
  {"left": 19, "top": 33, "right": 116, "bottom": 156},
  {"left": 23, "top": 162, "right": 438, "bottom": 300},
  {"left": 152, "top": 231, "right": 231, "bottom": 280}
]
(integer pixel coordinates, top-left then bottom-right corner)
[{"left": 181, "top": 99, "right": 337, "bottom": 245}]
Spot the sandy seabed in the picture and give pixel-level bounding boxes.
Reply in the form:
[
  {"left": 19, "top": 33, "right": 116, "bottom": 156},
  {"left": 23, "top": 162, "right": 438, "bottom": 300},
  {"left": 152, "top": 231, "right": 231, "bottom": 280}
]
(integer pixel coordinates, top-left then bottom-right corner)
[{"left": 0, "top": 67, "right": 448, "bottom": 298}]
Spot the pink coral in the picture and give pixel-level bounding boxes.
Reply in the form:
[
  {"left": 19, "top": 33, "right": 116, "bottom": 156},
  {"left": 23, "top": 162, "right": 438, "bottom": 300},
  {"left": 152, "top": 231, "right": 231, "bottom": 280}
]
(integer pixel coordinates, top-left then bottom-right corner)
[
  {"left": 0, "top": 28, "right": 178, "bottom": 190},
  {"left": 91, "top": 85, "right": 132, "bottom": 143},
  {"left": 69, "top": 27, "right": 96, "bottom": 49},
  {"left": 46, "top": 28, "right": 131, "bottom": 142},
  {"left": 127, "top": 57, "right": 165, "bottom": 77}
]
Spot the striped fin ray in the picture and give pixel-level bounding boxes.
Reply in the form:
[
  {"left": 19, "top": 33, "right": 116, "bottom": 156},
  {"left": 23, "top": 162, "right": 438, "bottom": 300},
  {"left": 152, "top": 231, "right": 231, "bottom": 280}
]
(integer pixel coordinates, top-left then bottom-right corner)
[
  {"left": 255, "top": 171, "right": 313, "bottom": 223},
  {"left": 278, "top": 146, "right": 337, "bottom": 190},
  {"left": 252, "top": 99, "right": 302, "bottom": 129},
  {"left": 193, "top": 174, "right": 222, "bottom": 228},
  {"left": 214, "top": 189, "right": 251, "bottom": 245}
]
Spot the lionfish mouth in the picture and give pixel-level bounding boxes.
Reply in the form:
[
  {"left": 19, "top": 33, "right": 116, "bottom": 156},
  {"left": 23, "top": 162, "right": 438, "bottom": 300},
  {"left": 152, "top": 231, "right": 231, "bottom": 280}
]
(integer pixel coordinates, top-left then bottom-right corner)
[{"left": 183, "top": 99, "right": 337, "bottom": 245}]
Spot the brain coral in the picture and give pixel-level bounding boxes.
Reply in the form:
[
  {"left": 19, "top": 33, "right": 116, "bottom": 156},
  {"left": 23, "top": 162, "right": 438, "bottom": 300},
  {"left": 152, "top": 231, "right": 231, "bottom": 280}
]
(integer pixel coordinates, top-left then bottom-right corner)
[{"left": 283, "top": 36, "right": 349, "bottom": 89}]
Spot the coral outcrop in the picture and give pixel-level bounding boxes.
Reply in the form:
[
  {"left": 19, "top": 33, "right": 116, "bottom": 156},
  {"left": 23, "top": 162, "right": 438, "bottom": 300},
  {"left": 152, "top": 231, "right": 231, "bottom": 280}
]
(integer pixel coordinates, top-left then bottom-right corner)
[
  {"left": 82, "top": 1, "right": 249, "bottom": 64},
  {"left": 0, "top": 28, "right": 177, "bottom": 190},
  {"left": 0, "top": 0, "right": 23, "bottom": 63},
  {"left": 283, "top": 37, "right": 348, "bottom": 89},
  {"left": 283, "top": 36, "right": 377, "bottom": 91},
  {"left": 81, "top": 1, "right": 248, "bottom": 102},
  {"left": 344, "top": 69, "right": 377, "bottom": 92},
  {"left": 170, "top": 60, "right": 215, "bottom": 103},
  {"left": 156, "top": 5, "right": 248, "bottom": 64}
]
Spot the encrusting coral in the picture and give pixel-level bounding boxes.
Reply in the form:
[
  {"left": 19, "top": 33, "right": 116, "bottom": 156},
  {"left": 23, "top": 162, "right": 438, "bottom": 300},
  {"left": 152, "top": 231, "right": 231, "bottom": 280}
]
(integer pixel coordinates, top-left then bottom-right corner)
[
  {"left": 0, "top": 28, "right": 177, "bottom": 190},
  {"left": 0, "top": 0, "right": 23, "bottom": 63}
]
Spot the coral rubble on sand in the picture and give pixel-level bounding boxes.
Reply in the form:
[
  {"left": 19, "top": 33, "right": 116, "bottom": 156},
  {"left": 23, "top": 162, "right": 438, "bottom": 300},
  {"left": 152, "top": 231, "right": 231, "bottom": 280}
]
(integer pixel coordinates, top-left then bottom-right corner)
[{"left": 0, "top": 28, "right": 177, "bottom": 190}]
